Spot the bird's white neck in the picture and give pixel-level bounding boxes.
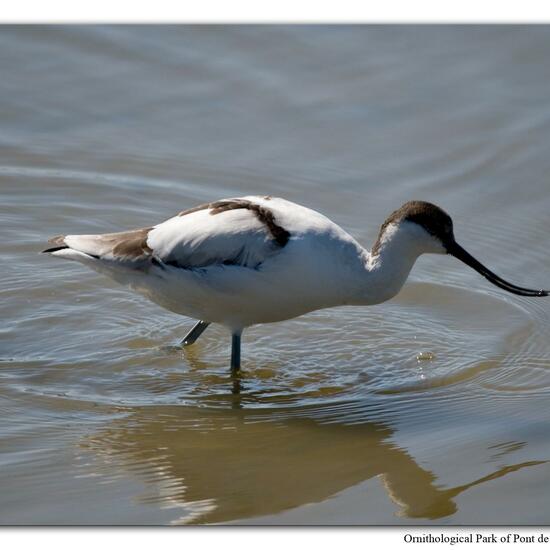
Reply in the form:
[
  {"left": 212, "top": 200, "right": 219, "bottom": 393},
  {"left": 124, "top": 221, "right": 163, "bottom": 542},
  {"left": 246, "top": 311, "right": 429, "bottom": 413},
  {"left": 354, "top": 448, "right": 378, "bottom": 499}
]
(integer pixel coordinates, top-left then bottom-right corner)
[{"left": 353, "top": 222, "right": 428, "bottom": 305}]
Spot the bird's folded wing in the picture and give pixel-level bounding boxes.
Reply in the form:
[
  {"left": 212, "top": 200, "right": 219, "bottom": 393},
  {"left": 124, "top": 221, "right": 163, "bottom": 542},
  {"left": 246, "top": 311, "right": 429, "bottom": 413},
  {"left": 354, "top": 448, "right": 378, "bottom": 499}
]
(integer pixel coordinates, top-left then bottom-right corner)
[{"left": 148, "top": 200, "right": 288, "bottom": 269}]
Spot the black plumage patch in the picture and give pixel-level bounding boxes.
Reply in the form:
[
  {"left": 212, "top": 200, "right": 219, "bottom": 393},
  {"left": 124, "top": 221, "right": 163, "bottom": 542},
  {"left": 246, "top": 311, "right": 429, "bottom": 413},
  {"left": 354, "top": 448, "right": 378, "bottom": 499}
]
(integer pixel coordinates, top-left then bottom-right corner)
[
  {"left": 371, "top": 201, "right": 453, "bottom": 256},
  {"left": 178, "top": 198, "right": 290, "bottom": 247}
]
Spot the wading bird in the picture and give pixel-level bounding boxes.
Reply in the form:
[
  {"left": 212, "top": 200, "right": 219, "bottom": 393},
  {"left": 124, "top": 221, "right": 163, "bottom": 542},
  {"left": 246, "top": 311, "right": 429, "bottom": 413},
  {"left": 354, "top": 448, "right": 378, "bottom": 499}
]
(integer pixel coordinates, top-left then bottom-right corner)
[{"left": 44, "top": 198, "right": 548, "bottom": 370}]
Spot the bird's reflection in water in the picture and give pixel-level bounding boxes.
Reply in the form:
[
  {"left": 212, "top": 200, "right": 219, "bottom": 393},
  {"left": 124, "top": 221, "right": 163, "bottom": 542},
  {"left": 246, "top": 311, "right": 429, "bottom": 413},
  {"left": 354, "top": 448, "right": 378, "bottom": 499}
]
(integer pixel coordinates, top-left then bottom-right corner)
[
  {"left": 231, "top": 375, "right": 244, "bottom": 398},
  {"left": 81, "top": 375, "right": 544, "bottom": 524},
  {"left": 180, "top": 340, "right": 246, "bottom": 407}
]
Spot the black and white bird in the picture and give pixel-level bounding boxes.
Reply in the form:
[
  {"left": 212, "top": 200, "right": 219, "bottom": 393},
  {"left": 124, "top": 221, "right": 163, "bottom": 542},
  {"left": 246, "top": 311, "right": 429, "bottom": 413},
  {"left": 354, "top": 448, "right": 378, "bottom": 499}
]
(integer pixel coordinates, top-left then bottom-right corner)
[{"left": 43, "top": 197, "right": 549, "bottom": 370}]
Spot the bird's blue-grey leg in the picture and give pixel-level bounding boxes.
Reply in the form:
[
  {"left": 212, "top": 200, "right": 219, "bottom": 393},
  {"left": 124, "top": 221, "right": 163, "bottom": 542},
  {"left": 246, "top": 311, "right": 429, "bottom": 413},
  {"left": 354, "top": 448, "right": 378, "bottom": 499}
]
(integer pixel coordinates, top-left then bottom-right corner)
[
  {"left": 231, "top": 331, "right": 242, "bottom": 371},
  {"left": 181, "top": 320, "right": 210, "bottom": 347}
]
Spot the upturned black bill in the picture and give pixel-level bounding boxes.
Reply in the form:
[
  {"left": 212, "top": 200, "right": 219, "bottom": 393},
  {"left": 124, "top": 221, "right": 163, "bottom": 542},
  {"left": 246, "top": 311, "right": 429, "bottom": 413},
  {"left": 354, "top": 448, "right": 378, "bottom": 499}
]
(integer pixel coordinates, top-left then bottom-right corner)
[{"left": 447, "top": 242, "right": 549, "bottom": 297}]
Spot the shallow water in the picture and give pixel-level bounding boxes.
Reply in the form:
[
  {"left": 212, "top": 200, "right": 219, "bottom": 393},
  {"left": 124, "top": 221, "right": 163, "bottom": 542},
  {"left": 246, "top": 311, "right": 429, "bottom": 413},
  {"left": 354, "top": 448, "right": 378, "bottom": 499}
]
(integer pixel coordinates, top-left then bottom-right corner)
[{"left": 2, "top": 25, "right": 550, "bottom": 525}]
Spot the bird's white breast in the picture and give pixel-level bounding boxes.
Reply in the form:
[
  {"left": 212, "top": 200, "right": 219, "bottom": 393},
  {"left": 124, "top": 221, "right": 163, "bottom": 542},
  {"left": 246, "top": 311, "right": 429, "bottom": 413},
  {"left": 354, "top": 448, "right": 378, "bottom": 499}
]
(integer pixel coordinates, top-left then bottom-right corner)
[{"left": 134, "top": 196, "right": 369, "bottom": 329}]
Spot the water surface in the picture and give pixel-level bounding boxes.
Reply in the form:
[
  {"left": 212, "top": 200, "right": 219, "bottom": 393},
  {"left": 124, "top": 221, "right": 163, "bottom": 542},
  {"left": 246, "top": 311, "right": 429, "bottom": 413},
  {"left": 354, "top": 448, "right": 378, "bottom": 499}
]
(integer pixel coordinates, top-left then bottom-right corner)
[{"left": 2, "top": 25, "right": 550, "bottom": 525}]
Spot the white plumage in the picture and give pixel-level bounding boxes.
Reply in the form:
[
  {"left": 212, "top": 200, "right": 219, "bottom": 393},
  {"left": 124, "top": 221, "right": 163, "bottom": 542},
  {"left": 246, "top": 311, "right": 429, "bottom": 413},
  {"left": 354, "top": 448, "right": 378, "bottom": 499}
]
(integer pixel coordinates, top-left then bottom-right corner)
[
  {"left": 45, "top": 196, "right": 548, "bottom": 369},
  {"left": 48, "top": 196, "right": 376, "bottom": 328}
]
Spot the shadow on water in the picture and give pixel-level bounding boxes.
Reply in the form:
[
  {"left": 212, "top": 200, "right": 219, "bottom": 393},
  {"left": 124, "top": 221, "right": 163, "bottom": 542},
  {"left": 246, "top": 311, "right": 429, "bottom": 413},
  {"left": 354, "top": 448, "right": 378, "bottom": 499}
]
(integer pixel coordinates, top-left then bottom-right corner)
[{"left": 80, "top": 387, "right": 545, "bottom": 524}]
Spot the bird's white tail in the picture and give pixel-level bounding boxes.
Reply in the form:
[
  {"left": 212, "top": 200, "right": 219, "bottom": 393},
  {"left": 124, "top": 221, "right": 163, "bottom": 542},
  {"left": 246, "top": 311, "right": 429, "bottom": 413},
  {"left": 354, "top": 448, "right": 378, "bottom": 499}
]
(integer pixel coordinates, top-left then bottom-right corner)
[{"left": 42, "top": 227, "right": 153, "bottom": 265}]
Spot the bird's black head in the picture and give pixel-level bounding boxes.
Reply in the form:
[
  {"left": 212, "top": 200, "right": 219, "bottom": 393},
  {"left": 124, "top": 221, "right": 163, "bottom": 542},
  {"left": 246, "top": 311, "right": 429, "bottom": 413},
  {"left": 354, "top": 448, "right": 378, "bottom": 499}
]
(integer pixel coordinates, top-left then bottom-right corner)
[
  {"left": 390, "top": 200, "right": 455, "bottom": 246},
  {"left": 373, "top": 200, "right": 549, "bottom": 297},
  {"left": 372, "top": 201, "right": 454, "bottom": 256}
]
